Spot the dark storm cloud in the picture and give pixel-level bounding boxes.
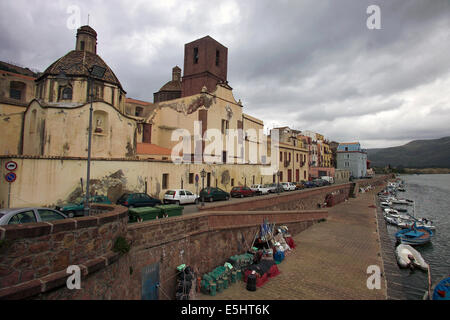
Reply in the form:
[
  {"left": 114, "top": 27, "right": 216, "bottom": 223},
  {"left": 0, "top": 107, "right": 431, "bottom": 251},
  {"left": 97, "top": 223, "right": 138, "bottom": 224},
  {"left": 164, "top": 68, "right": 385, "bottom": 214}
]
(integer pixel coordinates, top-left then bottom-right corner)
[{"left": 0, "top": 0, "right": 449, "bottom": 148}]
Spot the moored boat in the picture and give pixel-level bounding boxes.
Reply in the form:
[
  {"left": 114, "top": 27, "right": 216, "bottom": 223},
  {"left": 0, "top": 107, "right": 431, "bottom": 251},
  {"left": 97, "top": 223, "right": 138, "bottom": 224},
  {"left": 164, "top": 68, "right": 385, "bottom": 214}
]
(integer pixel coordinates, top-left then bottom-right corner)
[
  {"left": 423, "top": 276, "right": 450, "bottom": 300},
  {"left": 395, "top": 223, "right": 433, "bottom": 246},
  {"left": 395, "top": 244, "right": 428, "bottom": 270}
]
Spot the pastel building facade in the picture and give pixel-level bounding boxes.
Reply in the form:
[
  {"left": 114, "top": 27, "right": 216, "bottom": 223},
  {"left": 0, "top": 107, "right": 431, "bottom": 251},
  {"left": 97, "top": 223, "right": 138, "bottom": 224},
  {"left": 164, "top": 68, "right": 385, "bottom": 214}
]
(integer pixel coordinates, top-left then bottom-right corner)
[{"left": 336, "top": 142, "right": 368, "bottom": 178}]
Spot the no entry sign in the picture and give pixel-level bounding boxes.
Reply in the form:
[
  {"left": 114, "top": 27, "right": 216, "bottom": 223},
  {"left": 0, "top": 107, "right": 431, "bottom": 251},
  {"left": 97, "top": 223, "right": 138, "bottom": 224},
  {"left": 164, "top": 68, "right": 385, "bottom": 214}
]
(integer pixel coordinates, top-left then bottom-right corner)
[
  {"left": 5, "top": 161, "right": 17, "bottom": 171},
  {"left": 5, "top": 172, "right": 16, "bottom": 183}
]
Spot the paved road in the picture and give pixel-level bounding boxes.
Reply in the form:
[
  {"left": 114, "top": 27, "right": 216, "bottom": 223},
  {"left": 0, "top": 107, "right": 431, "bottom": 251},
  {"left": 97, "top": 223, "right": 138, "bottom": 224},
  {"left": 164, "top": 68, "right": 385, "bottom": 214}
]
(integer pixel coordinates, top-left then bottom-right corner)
[
  {"left": 181, "top": 186, "right": 328, "bottom": 215},
  {"left": 194, "top": 187, "right": 386, "bottom": 300}
]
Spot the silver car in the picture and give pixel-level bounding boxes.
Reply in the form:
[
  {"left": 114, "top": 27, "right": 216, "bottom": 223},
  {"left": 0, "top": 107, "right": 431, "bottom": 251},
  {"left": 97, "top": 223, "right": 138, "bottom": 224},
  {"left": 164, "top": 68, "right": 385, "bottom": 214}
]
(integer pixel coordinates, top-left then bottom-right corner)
[{"left": 0, "top": 207, "right": 68, "bottom": 226}]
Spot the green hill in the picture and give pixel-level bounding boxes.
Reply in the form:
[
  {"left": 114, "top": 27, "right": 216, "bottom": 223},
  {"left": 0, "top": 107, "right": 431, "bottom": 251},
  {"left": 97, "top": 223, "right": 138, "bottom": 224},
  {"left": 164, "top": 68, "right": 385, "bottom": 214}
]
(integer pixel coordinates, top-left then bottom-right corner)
[{"left": 367, "top": 137, "right": 450, "bottom": 168}]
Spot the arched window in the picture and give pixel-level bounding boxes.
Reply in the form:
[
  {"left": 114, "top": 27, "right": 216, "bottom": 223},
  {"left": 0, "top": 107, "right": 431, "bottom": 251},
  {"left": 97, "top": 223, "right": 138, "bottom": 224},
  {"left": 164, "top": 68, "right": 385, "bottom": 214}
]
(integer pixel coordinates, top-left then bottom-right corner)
[
  {"left": 29, "top": 109, "right": 37, "bottom": 134},
  {"left": 58, "top": 86, "right": 72, "bottom": 101}
]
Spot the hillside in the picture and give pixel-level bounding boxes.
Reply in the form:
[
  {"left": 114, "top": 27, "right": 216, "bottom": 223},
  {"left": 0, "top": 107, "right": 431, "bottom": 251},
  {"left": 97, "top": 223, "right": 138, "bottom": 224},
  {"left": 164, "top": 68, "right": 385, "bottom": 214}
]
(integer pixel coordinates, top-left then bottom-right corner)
[{"left": 367, "top": 137, "right": 450, "bottom": 168}]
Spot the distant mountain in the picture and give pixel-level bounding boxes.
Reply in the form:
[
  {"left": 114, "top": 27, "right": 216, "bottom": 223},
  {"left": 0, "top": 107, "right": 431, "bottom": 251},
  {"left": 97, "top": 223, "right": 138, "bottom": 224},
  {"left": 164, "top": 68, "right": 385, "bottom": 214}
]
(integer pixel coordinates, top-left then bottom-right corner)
[{"left": 367, "top": 137, "right": 450, "bottom": 168}]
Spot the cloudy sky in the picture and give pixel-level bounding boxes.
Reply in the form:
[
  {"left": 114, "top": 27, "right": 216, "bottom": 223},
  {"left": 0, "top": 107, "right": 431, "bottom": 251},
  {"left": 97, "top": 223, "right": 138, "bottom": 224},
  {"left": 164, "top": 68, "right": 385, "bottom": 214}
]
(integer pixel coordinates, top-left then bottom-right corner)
[{"left": 1, "top": 0, "right": 449, "bottom": 148}]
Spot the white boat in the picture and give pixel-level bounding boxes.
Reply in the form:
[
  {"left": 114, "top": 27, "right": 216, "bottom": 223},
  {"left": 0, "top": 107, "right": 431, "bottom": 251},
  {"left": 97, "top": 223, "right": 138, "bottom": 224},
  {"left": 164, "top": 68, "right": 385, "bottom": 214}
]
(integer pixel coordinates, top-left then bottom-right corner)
[
  {"left": 391, "top": 199, "right": 413, "bottom": 206},
  {"left": 384, "top": 208, "right": 399, "bottom": 215},
  {"left": 380, "top": 201, "right": 392, "bottom": 207},
  {"left": 415, "top": 218, "right": 436, "bottom": 230},
  {"left": 395, "top": 244, "right": 428, "bottom": 270}
]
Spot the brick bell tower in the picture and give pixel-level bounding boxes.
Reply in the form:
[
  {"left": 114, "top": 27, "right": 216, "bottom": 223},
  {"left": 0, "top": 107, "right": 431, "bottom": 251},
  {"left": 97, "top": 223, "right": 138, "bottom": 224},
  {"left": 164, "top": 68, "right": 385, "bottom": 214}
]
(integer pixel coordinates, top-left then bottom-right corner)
[{"left": 181, "top": 36, "right": 228, "bottom": 97}]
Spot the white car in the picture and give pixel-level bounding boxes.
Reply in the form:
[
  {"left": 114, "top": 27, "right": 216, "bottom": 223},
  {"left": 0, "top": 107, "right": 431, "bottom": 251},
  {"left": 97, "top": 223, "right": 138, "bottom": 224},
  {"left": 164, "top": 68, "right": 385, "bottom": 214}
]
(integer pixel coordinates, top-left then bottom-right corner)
[
  {"left": 250, "top": 184, "right": 271, "bottom": 195},
  {"left": 163, "top": 189, "right": 199, "bottom": 205},
  {"left": 281, "top": 182, "right": 296, "bottom": 191}
]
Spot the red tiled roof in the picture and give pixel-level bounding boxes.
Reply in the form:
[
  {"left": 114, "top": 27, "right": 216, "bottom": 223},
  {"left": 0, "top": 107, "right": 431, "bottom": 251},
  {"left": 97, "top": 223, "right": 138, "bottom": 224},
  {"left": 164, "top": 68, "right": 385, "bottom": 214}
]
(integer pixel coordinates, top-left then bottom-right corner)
[
  {"left": 137, "top": 143, "right": 172, "bottom": 156},
  {"left": 125, "top": 98, "right": 153, "bottom": 106}
]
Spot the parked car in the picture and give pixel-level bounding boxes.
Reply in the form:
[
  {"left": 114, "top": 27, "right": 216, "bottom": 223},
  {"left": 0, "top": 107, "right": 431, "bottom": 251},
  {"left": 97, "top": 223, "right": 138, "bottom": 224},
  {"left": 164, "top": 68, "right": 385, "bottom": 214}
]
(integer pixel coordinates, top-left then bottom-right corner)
[
  {"left": 199, "top": 187, "right": 230, "bottom": 202},
  {"left": 56, "top": 195, "right": 112, "bottom": 217},
  {"left": 250, "top": 184, "right": 271, "bottom": 195},
  {"left": 267, "top": 183, "right": 284, "bottom": 193},
  {"left": 313, "top": 179, "right": 329, "bottom": 187},
  {"left": 0, "top": 207, "right": 67, "bottom": 225},
  {"left": 295, "top": 181, "right": 306, "bottom": 190},
  {"left": 303, "top": 181, "right": 317, "bottom": 188},
  {"left": 281, "top": 182, "right": 296, "bottom": 191},
  {"left": 263, "top": 183, "right": 277, "bottom": 193},
  {"left": 116, "top": 193, "right": 162, "bottom": 208},
  {"left": 163, "top": 189, "right": 199, "bottom": 205},
  {"left": 230, "top": 186, "right": 255, "bottom": 198}
]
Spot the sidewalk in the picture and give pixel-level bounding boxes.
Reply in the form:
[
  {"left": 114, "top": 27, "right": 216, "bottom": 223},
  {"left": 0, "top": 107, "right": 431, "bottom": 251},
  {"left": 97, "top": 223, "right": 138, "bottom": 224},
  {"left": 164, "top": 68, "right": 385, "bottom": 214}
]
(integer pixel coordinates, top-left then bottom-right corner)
[{"left": 196, "top": 188, "right": 386, "bottom": 300}]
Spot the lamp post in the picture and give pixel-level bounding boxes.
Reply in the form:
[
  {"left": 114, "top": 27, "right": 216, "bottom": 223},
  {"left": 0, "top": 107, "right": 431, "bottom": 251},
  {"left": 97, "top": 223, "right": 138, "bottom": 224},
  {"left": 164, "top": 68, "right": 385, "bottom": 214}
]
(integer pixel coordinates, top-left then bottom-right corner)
[
  {"left": 57, "top": 64, "right": 106, "bottom": 216},
  {"left": 200, "top": 169, "right": 206, "bottom": 206},
  {"left": 277, "top": 171, "right": 281, "bottom": 194}
]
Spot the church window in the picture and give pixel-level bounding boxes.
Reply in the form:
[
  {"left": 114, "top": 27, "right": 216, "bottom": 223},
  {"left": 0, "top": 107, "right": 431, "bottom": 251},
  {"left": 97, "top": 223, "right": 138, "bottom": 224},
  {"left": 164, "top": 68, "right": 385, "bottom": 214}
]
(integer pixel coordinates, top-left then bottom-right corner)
[
  {"left": 193, "top": 47, "right": 199, "bottom": 64},
  {"left": 216, "top": 50, "right": 220, "bottom": 66}
]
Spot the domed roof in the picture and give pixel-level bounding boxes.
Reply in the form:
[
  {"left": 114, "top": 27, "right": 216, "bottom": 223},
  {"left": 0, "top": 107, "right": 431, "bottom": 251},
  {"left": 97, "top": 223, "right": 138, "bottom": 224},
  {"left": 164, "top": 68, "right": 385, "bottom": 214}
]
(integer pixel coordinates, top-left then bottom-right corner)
[
  {"left": 77, "top": 25, "right": 97, "bottom": 38},
  {"left": 159, "top": 80, "right": 181, "bottom": 92},
  {"left": 39, "top": 50, "right": 125, "bottom": 92}
]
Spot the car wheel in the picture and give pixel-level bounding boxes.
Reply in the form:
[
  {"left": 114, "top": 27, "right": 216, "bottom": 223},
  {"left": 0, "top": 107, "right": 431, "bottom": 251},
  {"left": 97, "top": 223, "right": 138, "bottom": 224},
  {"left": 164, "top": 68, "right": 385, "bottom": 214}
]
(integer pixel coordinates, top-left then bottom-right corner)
[
  {"left": 240, "top": 194, "right": 244, "bottom": 198},
  {"left": 209, "top": 197, "right": 214, "bottom": 202},
  {"left": 129, "top": 205, "right": 134, "bottom": 209},
  {"left": 195, "top": 198, "right": 199, "bottom": 204},
  {"left": 225, "top": 196, "right": 230, "bottom": 200},
  {"left": 175, "top": 201, "right": 180, "bottom": 206},
  {"left": 67, "top": 211, "right": 75, "bottom": 218}
]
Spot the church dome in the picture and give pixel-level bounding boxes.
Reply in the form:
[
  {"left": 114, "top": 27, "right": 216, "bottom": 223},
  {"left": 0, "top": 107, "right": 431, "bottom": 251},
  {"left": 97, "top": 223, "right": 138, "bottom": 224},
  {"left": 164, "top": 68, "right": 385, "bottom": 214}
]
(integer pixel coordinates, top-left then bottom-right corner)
[
  {"left": 39, "top": 50, "right": 125, "bottom": 92},
  {"left": 36, "top": 25, "right": 125, "bottom": 93},
  {"left": 159, "top": 79, "right": 181, "bottom": 92}
]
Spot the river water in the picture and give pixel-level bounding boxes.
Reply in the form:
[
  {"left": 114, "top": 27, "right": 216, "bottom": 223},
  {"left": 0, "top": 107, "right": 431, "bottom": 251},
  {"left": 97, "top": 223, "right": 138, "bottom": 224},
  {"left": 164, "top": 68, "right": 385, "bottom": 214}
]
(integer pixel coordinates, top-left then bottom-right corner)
[{"left": 385, "top": 174, "right": 450, "bottom": 299}]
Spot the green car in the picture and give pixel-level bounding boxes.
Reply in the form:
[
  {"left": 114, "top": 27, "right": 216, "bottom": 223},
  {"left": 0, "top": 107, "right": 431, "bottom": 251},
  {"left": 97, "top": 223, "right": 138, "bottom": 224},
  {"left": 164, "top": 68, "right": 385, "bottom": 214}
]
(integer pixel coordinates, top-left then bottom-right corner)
[
  {"left": 199, "top": 187, "right": 230, "bottom": 202},
  {"left": 56, "top": 195, "right": 112, "bottom": 217}
]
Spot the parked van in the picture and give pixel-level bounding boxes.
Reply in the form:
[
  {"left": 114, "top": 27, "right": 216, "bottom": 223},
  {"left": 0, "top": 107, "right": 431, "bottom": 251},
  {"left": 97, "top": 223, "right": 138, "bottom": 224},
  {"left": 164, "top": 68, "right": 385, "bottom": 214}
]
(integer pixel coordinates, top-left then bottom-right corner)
[{"left": 321, "top": 176, "right": 334, "bottom": 184}]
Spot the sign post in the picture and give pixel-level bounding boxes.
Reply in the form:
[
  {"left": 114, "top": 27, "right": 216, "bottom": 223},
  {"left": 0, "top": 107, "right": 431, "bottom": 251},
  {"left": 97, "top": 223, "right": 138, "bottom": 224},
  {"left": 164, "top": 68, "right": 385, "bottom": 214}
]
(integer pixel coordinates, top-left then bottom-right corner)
[{"left": 5, "top": 172, "right": 17, "bottom": 209}]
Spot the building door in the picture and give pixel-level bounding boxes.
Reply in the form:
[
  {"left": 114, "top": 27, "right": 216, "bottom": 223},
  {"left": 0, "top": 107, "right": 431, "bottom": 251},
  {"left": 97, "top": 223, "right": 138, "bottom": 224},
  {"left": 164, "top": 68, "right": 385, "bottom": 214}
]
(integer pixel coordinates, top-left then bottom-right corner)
[
  {"left": 141, "top": 263, "right": 159, "bottom": 300},
  {"left": 143, "top": 124, "right": 152, "bottom": 143},
  {"left": 296, "top": 169, "right": 300, "bottom": 182},
  {"left": 207, "top": 172, "right": 211, "bottom": 187},
  {"left": 288, "top": 169, "right": 292, "bottom": 182}
]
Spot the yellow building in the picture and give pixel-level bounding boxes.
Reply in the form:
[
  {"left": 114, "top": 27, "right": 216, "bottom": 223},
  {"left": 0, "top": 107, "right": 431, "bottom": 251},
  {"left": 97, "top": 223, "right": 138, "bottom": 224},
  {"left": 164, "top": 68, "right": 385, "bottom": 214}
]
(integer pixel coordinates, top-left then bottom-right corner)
[
  {"left": 0, "top": 26, "right": 279, "bottom": 207},
  {"left": 268, "top": 127, "right": 309, "bottom": 183}
]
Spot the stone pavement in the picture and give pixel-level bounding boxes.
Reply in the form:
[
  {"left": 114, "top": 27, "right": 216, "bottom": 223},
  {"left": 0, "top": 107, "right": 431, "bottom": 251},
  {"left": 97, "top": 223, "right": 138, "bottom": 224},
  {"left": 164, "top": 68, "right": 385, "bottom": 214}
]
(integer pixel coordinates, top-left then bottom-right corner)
[{"left": 195, "top": 188, "right": 387, "bottom": 300}]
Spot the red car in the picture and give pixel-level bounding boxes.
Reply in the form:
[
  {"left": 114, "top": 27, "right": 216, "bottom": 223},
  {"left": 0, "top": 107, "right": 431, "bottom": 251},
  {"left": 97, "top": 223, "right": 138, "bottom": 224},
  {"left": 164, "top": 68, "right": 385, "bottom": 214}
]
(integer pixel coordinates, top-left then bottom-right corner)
[{"left": 230, "top": 186, "right": 255, "bottom": 198}]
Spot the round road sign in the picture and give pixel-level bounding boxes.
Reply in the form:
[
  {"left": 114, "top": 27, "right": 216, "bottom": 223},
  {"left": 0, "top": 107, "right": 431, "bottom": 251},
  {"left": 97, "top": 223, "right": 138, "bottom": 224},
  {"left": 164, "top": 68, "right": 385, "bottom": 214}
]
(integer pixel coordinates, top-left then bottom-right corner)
[
  {"left": 5, "top": 172, "right": 17, "bottom": 183},
  {"left": 5, "top": 161, "right": 18, "bottom": 171}
]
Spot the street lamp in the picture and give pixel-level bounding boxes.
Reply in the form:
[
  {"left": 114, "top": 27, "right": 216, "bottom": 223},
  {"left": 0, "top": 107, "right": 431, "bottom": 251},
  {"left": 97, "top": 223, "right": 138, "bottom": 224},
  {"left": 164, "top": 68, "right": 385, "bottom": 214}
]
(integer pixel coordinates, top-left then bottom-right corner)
[
  {"left": 200, "top": 169, "right": 206, "bottom": 206},
  {"left": 277, "top": 171, "right": 281, "bottom": 194},
  {"left": 56, "top": 64, "right": 106, "bottom": 216}
]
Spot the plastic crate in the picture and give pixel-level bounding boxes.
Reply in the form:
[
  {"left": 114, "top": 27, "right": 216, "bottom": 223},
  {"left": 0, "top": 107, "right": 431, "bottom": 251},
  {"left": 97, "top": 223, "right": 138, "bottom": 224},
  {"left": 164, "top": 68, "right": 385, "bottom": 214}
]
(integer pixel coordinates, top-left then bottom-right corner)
[{"left": 156, "top": 204, "right": 184, "bottom": 218}]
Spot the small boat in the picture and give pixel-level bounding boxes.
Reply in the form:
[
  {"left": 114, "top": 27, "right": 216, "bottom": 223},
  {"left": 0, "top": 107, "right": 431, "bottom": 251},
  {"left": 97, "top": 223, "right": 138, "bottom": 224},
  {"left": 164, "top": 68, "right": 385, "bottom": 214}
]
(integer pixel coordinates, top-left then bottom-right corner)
[
  {"left": 384, "top": 208, "right": 399, "bottom": 215},
  {"left": 423, "top": 276, "right": 450, "bottom": 300},
  {"left": 414, "top": 218, "right": 436, "bottom": 230},
  {"left": 398, "top": 188, "right": 406, "bottom": 192},
  {"left": 395, "top": 244, "right": 428, "bottom": 270},
  {"left": 395, "top": 223, "right": 433, "bottom": 246},
  {"left": 380, "top": 201, "right": 392, "bottom": 207},
  {"left": 391, "top": 199, "right": 413, "bottom": 206}
]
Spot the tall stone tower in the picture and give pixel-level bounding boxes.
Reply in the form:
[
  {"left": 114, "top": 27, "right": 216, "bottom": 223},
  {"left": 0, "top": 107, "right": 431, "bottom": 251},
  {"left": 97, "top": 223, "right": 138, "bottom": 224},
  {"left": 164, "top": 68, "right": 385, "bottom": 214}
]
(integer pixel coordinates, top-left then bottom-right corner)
[
  {"left": 181, "top": 36, "right": 228, "bottom": 97},
  {"left": 75, "top": 25, "right": 98, "bottom": 54}
]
